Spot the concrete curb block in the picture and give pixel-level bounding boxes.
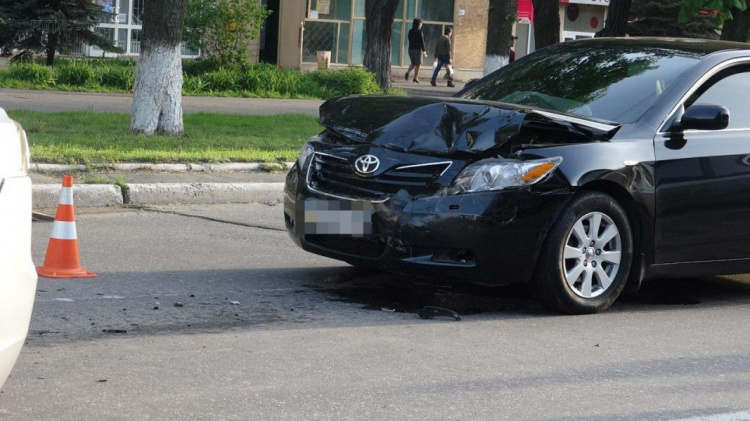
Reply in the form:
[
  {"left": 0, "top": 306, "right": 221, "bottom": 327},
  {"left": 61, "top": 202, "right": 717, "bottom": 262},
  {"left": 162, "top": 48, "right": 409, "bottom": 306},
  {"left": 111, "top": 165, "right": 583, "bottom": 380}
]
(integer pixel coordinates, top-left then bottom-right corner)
[
  {"left": 32, "top": 162, "right": 295, "bottom": 174},
  {"left": 33, "top": 184, "right": 124, "bottom": 209},
  {"left": 126, "top": 183, "right": 284, "bottom": 206}
]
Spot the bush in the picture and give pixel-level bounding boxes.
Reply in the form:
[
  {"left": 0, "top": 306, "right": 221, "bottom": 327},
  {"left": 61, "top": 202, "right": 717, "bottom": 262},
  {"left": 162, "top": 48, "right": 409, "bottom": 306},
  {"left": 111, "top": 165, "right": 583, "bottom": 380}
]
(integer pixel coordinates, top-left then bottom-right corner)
[
  {"left": 96, "top": 66, "right": 135, "bottom": 90},
  {"left": 305, "top": 67, "right": 381, "bottom": 97},
  {"left": 0, "top": 57, "right": 388, "bottom": 99},
  {"left": 56, "top": 61, "right": 95, "bottom": 86},
  {"left": 2, "top": 62, "right": 55, "bottom": 85},
  {"left": 201, "top": 68, "right": 241, "bottom": 91}
]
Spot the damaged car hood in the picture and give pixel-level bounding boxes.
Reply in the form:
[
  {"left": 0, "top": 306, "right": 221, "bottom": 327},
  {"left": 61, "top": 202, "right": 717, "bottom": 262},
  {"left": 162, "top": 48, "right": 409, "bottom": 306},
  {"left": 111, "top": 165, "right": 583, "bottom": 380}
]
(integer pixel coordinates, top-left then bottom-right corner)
[{"left": 319, "top": 95, "right": 620, "bottom": 155}]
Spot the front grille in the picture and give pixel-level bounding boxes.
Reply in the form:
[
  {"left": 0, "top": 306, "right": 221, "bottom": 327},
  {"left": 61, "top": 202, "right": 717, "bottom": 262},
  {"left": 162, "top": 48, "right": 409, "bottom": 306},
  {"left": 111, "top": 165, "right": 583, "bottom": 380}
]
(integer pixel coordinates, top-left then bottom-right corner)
[{"left": 307, "top": 153, "right": 450, "bottom": 200}]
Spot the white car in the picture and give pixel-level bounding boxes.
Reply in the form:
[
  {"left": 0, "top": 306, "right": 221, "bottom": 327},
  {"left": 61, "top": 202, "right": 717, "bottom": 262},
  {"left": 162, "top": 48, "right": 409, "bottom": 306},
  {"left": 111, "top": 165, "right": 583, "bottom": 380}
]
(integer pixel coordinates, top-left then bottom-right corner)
[{"left": 0, "top": 108, "right": 37, "bottom": 389}]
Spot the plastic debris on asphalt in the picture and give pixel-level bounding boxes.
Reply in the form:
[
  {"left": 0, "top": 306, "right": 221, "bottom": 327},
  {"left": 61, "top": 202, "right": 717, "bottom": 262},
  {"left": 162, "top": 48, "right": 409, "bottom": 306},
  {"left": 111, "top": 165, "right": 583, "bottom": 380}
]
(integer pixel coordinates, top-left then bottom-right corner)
[{"left": 418, "top": 306, "right": 461, "bottom": 321}]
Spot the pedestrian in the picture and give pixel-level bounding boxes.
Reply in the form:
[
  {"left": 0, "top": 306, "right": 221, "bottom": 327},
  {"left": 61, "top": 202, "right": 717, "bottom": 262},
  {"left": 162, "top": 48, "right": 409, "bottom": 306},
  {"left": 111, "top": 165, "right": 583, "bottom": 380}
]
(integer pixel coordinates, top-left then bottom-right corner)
[
  {"left": 431, "top": 27, "right": 455, "bottom": 88},
  {"left": 405, "top": 18, "right": 426, "bottom": 83},
  {"left": 509, "top": 35, "right": 518, "bottom": 63}
]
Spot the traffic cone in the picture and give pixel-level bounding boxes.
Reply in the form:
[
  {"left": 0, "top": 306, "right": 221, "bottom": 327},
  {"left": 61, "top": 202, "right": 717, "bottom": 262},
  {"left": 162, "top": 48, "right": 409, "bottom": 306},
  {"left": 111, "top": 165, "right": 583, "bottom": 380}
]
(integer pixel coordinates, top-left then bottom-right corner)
[{"left": 36, "top": 175, "right": 97, "bottom": 278}]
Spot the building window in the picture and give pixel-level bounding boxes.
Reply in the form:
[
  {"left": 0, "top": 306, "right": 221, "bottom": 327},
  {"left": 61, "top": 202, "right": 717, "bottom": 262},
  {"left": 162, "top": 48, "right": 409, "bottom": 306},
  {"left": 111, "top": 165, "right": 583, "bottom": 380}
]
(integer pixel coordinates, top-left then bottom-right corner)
[
  {"left": 132, "top": 0, "right": 145, "bottom": 25},
  {"left": 130, "top": 29, "right": 142, "bottom": 54},
  {"left": 118, "top": 0, "right": 130, "bottom": 24},
  {"left": 305, "top": 0, "right": 453, "bottom": 66}
]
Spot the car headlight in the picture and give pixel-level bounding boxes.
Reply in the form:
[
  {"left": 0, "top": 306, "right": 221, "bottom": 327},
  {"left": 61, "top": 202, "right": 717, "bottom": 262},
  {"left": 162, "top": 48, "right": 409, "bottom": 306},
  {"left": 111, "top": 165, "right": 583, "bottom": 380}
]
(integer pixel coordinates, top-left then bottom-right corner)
[
  {"left": 297, "top": 136, "right": 318, "bottom": 169},
  {"left": 449, "top": 156, "right": 563, "bottom": 194}
]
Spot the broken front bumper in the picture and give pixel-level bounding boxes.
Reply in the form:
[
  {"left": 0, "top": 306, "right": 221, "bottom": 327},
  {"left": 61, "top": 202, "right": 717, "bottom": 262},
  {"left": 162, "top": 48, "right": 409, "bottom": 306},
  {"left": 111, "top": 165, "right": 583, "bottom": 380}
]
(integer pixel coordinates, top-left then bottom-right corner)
[{"left": 284, "top": 164, "right": 572, "bottom": 285}]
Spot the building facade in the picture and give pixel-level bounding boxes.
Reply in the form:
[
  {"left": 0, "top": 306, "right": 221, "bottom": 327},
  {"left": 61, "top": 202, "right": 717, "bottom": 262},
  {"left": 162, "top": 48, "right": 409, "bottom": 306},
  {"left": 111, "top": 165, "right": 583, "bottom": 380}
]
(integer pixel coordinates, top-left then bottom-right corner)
[
  {"left": 84, "top": 0, "right": 610, "bottom": 80},
  {"left": 84, "top": 0, "right": 198, "bottom": 57},
  {"left": 274, "top": 0, "right": 489, "bottom": 81},
  {"left": 515, "top": 0, "right": 609, "bottom": 60}
]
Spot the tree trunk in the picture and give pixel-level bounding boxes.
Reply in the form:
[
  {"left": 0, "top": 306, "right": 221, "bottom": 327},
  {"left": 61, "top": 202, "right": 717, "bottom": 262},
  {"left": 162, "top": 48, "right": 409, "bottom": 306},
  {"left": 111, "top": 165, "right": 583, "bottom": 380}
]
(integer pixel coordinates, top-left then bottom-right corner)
[
  {"left": 363, "top": 0, "right": 400, "bottom": 93},
  {"left": 532, "top": 0, "right": 560, "bottom": 50},
  {"left": 721, "top": 7, "right": 750, "bottom": 41},
  {"left": 596, "top": 0, "right": 632, "bottom": 37},
  {"left": 130, "top": 0, "right": 188, "bottom": 136},
  {"left": 45, "top": 32, "right": 59, "bottom": 66},
  {"left": 484, "top": 0, "right": 517, "bottom": 75}
]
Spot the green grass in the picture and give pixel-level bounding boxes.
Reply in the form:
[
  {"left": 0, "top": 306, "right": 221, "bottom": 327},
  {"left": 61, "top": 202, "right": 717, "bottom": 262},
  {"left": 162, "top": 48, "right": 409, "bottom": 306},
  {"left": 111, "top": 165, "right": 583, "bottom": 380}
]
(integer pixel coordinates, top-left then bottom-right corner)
[{"left": 8, "top": 111, "right": 320, "bottom": 164}]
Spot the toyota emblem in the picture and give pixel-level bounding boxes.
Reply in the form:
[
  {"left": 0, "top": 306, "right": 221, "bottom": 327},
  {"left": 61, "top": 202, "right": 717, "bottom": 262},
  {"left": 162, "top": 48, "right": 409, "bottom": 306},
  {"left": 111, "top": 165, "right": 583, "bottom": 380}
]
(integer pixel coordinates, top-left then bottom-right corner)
[{"left": 354, "top": 155, "right": 380, "bottom": 175}]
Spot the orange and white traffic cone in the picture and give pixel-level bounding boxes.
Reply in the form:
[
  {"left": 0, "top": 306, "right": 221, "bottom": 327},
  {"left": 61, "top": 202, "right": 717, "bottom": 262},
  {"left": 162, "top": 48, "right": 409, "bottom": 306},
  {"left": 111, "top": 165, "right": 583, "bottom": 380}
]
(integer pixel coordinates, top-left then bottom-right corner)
[{"left": 36, "top": 175, "right": 97, "bottom": 279}]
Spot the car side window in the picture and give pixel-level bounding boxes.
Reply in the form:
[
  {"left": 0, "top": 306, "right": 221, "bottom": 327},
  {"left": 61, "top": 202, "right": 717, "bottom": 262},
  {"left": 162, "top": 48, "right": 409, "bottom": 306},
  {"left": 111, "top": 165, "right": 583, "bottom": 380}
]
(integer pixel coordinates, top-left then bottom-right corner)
[{"left": 686, "top": 68, "right": 750, "bottom": 130}]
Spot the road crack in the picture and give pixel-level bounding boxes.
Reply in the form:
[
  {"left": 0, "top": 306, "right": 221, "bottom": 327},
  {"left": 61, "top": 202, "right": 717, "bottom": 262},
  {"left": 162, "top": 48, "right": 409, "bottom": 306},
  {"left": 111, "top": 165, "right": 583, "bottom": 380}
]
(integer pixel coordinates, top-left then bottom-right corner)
[{"left": 136, "top": 206, "right": 285, "bottom": 231}]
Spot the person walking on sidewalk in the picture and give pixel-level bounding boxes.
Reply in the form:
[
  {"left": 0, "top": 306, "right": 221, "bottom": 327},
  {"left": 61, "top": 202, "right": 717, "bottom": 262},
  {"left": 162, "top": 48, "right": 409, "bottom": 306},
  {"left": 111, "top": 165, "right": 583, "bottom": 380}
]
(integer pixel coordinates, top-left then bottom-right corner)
[
  {"left": 431, "top": 27, "right": 455, "bottom": 88},
  {"left": 405, "top": 18, "right": 426, "bottom": 83}
]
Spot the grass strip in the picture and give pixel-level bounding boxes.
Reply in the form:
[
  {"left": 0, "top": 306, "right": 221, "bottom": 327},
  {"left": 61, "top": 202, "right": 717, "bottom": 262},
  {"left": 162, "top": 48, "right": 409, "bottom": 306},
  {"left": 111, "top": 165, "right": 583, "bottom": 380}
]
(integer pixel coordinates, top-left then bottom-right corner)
[{"left": 9, "top": 110, "right": 320, "bottom": 164}]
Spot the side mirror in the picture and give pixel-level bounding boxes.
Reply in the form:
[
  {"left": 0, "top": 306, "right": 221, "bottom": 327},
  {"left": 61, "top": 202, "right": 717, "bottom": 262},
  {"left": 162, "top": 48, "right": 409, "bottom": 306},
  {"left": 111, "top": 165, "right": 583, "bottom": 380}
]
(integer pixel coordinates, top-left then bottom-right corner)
[{"left": 680, "top": 104, "right": 729, "bottom": 131}]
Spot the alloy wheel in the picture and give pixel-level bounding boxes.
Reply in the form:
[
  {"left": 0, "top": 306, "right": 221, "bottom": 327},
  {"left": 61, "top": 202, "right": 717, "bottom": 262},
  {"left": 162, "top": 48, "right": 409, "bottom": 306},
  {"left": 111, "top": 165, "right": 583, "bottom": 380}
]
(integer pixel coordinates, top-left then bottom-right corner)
[{"left": 562, "top": 212, "right": 622, "bottom": 299}]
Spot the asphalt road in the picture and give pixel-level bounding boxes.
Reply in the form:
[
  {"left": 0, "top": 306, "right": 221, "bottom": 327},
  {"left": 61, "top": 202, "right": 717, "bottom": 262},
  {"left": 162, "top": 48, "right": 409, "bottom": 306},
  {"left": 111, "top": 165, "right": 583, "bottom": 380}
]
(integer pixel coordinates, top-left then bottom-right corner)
[{"left": 2, "top": 204, "right": 750, "bottom": 420}]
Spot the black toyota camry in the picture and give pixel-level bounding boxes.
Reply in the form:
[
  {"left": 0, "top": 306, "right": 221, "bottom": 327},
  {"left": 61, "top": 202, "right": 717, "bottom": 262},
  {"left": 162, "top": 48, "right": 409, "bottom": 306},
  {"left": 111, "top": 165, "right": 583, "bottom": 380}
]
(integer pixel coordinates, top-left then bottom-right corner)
[{"left": 284, "top": 37, "right": 750, "bottom": 314}]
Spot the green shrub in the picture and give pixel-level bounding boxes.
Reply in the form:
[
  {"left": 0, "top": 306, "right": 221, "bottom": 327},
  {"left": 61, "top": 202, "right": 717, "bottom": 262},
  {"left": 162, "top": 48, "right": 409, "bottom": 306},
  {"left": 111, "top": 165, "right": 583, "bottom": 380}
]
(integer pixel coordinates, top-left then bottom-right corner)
[
  {"left": 95, "top": 66, "right": 135, "bottom": 90},
  {"left": 56, "top": 61, "right": 95, "bottom": 86},
  {"left": 305, "top": 67, "right": 380, "bottom": 97},
  {"left": 0, "top": 57, "right": 385, "bottom": 99},
  {"left": 182, "top": 58, "right": 223, "bottom": 76},
  {"left": 3, "top": 62, "right": 55, "bottom": 85},
  {"left": 202, "top": 68, "right": 241, "bottom": 91}
]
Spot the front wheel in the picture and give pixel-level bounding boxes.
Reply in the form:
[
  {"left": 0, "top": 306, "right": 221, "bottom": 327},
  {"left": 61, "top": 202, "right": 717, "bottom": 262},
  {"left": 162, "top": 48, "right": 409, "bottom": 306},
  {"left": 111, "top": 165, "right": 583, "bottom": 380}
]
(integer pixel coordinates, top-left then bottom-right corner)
[{"left": 533, "top": 192, "right": 633, "bottom": 314}]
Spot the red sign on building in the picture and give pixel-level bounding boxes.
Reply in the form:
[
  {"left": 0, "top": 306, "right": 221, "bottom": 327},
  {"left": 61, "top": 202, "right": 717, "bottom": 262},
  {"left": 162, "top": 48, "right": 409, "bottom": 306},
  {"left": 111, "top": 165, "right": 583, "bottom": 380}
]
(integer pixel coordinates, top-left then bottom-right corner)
[{"left": 518, "top": 0, "right": 534, "bottom": 24}]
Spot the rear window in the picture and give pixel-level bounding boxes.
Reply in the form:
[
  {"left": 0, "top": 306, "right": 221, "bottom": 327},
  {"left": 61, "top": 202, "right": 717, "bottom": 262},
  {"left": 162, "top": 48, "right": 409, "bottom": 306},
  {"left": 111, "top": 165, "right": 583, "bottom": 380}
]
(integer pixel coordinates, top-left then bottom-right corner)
[{"left": 460, "top": 43, "right": 702, "bottom": 124}]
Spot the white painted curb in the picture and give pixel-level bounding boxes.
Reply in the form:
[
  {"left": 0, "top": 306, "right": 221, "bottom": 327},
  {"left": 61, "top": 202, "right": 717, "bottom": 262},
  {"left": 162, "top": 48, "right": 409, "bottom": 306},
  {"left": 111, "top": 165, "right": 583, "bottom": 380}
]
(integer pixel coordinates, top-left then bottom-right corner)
[
  {"left": 33, "top": 184, "right": 124, "bottom": 209},
  {"left": 31, "top": 162, "right": 295, "bottom": 174},
  {"left": 126, "top": 183, "right": 284, "bottom": 205}
]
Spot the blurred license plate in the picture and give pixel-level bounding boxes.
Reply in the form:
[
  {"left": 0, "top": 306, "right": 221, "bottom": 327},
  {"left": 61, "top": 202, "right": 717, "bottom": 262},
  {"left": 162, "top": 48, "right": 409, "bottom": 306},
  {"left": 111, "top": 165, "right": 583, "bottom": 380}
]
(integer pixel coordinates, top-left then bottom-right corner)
[{"left": 304, "top": 199, "right": 374, "bottom": 236}]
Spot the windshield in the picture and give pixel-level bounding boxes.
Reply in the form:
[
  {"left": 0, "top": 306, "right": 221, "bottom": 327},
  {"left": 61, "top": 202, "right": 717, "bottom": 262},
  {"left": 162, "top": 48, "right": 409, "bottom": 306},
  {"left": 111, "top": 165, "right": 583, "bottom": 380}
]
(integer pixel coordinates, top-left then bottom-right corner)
[{"left": 460, "top": 42, "right": 702, "bottom": 124}]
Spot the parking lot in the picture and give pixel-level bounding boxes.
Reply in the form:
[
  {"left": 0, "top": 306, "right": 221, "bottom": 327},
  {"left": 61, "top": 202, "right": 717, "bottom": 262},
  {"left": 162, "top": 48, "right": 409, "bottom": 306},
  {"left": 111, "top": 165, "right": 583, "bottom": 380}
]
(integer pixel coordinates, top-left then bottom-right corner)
[{"left": 1, "top": 203, "right": 749, "bottom": 420}]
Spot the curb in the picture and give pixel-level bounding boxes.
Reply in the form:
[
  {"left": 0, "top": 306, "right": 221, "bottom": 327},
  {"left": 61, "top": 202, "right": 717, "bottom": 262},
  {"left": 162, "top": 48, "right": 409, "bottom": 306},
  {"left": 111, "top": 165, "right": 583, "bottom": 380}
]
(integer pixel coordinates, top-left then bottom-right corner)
[
  {"left": 32, "top": 162, "right": 296, "bottom": 174},
  {"left": 33, "top": 182, "right": 284, "bottom": 208},
  {"left": 33, "top": 184, "right": 123, "bottom": 208}
]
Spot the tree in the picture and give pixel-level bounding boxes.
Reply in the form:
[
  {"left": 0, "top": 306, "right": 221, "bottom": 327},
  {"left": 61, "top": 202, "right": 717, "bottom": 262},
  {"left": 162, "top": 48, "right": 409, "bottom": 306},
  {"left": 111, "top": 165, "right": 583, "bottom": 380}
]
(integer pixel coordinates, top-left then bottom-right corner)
[
  {"left": 363, "top": 0, "right": 400, "bottom": 93},
  {"left": 679, "top": 0, "right": 748, "bottom": 41},
  {"left": 596, "top": 0, "right": 632, "bottom": 37},
  {"left": 628, "top": 0, "right": 719, "bottom": 38},
  {"left": 532, "top": 0, "right": 560, "bottom": 50},
  {"left": 184, "top": 0, "right": 271, "bottom": 65},
  {"left": 0, "top": 0, "right": 122, "bottom": 65},
  {"left": 680, "top": 0, "right": 747, "bottom": 24},
  {"left": 720, "top": 7, "right": 750, "bottom": 41},
  {"left": 484, "top": 0, "right": 517, "bottom": 75},
  {"left": 130, "top": 0, "right": 188, "bottom": 136}
]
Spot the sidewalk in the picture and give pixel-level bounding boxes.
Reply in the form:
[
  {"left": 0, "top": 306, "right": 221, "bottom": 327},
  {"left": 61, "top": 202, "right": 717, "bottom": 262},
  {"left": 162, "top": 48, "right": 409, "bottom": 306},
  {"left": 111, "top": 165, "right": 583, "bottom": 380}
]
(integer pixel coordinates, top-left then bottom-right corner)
[{"left": 1, "top": 80, "right": 463, "bottom": 115}]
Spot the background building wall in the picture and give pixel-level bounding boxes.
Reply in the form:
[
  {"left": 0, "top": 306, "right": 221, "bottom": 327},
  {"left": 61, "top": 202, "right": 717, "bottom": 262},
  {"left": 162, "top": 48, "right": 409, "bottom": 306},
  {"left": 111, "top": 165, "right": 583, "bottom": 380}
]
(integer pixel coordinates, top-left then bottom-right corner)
[
  {"left": 278, "top": 0, "right": 307, "bottom": 68},
  {"left": 452, "top": 0, "right": 488, "bottom": 71}
]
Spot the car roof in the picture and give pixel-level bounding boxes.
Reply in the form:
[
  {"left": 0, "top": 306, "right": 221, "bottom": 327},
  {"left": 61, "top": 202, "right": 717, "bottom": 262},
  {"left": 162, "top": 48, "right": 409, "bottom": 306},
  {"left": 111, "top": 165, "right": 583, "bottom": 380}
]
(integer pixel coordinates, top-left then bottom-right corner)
[{"left": 566, "top": 37, "right": 750, "bottom": 58}]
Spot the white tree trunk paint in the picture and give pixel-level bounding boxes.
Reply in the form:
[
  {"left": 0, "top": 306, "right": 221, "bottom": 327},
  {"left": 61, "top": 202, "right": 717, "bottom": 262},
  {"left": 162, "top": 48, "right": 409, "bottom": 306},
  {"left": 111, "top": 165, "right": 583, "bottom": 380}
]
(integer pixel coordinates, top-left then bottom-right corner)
[
  {"left": 483, "top": 54, "right": 509, "bottom": 77},
  {"left": 130, "top": 44, "right": 184, "bottom": 136}
]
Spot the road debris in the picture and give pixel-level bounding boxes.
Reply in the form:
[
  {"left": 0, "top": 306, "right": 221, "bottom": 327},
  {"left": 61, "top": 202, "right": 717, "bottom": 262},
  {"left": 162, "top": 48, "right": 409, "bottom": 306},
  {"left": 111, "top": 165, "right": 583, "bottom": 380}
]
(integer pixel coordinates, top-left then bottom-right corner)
[
  {"left": 418, "top": 306, "right": 461, "bottom": 321},
  {"left": 174, "top": 302, "right": 184, "bottom": 307},
  {"left": 102, "top": 329, "right": 127, "bottom": 334},
  {"left": 230, "top": 301, "right": 240, "bottom": 305}
]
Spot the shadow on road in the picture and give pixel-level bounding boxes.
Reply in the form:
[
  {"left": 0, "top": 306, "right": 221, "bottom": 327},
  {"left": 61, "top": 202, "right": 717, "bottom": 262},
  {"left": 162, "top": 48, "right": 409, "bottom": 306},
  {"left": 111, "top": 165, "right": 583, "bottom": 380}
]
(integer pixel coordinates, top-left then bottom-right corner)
[
  {"left": 305, "top": 266, "right": 750, "bottom": 316},
  {"left": 28, "top": 264, "right": 750, "bottom": 345}
]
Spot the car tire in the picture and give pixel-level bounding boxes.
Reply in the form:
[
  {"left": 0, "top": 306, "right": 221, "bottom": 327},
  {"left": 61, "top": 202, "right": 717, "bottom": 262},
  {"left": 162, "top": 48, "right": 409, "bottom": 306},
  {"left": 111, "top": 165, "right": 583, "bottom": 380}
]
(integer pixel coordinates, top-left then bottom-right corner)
[{"left": 533, "top": 191, "right": 633, "bottom": 314}]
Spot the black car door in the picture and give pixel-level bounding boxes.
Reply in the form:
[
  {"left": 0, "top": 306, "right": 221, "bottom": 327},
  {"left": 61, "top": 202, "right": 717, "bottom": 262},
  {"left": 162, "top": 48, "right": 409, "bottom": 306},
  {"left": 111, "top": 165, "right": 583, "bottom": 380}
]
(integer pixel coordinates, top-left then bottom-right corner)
[{"left": 654, "top": 65, "right": 750, "bottom": 264}]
